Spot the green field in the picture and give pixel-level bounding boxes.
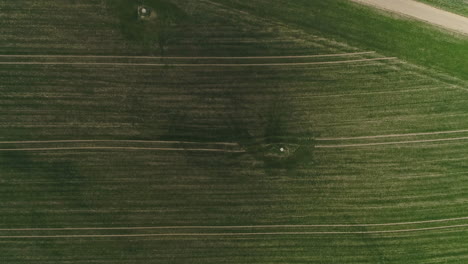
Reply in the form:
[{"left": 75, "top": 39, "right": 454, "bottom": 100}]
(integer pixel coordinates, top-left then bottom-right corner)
[
  {"left": 418, "top": 0, "right": 468, "bottom": 17},
  {"left": 1, "top": 0, "right": 468, "bottom": 263}
]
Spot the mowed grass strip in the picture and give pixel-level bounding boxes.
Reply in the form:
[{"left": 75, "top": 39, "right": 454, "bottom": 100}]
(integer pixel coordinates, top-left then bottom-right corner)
[
  {"left": 1, "top": 230, "right": 468, "bottom": 263},
  {"left": 1, "top": 54, "right": 467, "bottom": 142},
  {"left": 2, "top": 135, "right": 468, "bottom": 227}
]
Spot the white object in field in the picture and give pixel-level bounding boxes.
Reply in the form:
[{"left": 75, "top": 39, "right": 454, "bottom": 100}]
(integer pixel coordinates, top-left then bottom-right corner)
[
  {"left": 141, "top": 8, "right": 147, "bottom": 14},
  {"left": 280, "top": 148, "right": 284, "bottom": 152}
]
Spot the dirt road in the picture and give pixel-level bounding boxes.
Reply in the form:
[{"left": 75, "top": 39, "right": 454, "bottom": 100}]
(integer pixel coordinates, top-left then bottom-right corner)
[{"left": 350, "top": 0, "right": 468, "bottom": 35}]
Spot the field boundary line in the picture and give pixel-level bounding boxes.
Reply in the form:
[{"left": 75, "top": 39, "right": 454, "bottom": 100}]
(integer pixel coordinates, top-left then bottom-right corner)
[
  {"left": 317, "top": 129, "right": 468, "bottom": 141},
  {"left": 0, "top": 57, "right": 397, "bottom": 67},
  {"left": 2, "top": 216, "right": 468, "bottom": 231},
  {"left": 0, "top": 51, "right": 375, "bottom": 60},
  {"left": 1, "top": 224, "right": 468, "bottom": 238}
]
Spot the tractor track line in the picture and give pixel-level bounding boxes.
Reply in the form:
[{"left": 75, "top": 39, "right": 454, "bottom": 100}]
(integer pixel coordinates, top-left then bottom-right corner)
[
  {"left": 0, "top": 57, "right": 397, "bottom": 67},
  {"left": 0, "top": 139, "right": 239, "bottom": 146},
  {"left": 0, "top": 51, "right": 375, "bottom": 60},
  {"left": 1, "top": 224, "right": 468, "bottom": 238},
  {"left": 317, "top": 129, "right": 468, "bottom": 141},
  {"left": 2, "top": 216, "right": 468, "bottom": 231},
  {"left": 0, "top": 147, "right": 245, "bottom": 153},
  {"left": 315, "top": 136, "right": 468, "bottom": 148}
]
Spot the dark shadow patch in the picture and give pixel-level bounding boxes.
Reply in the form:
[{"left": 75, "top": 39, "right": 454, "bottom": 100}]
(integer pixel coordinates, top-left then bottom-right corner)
[{"left": 112, "top": 0, "right": 189, "bottom": 54}]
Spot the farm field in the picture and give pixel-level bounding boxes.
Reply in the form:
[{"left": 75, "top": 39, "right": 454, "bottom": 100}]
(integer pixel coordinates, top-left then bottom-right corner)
[
  {"left": 1, "top": 0, "right": 468, "bottom": 263},
  {"left": 214, "top": 0, "right": 468, "bottom": 83}
]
